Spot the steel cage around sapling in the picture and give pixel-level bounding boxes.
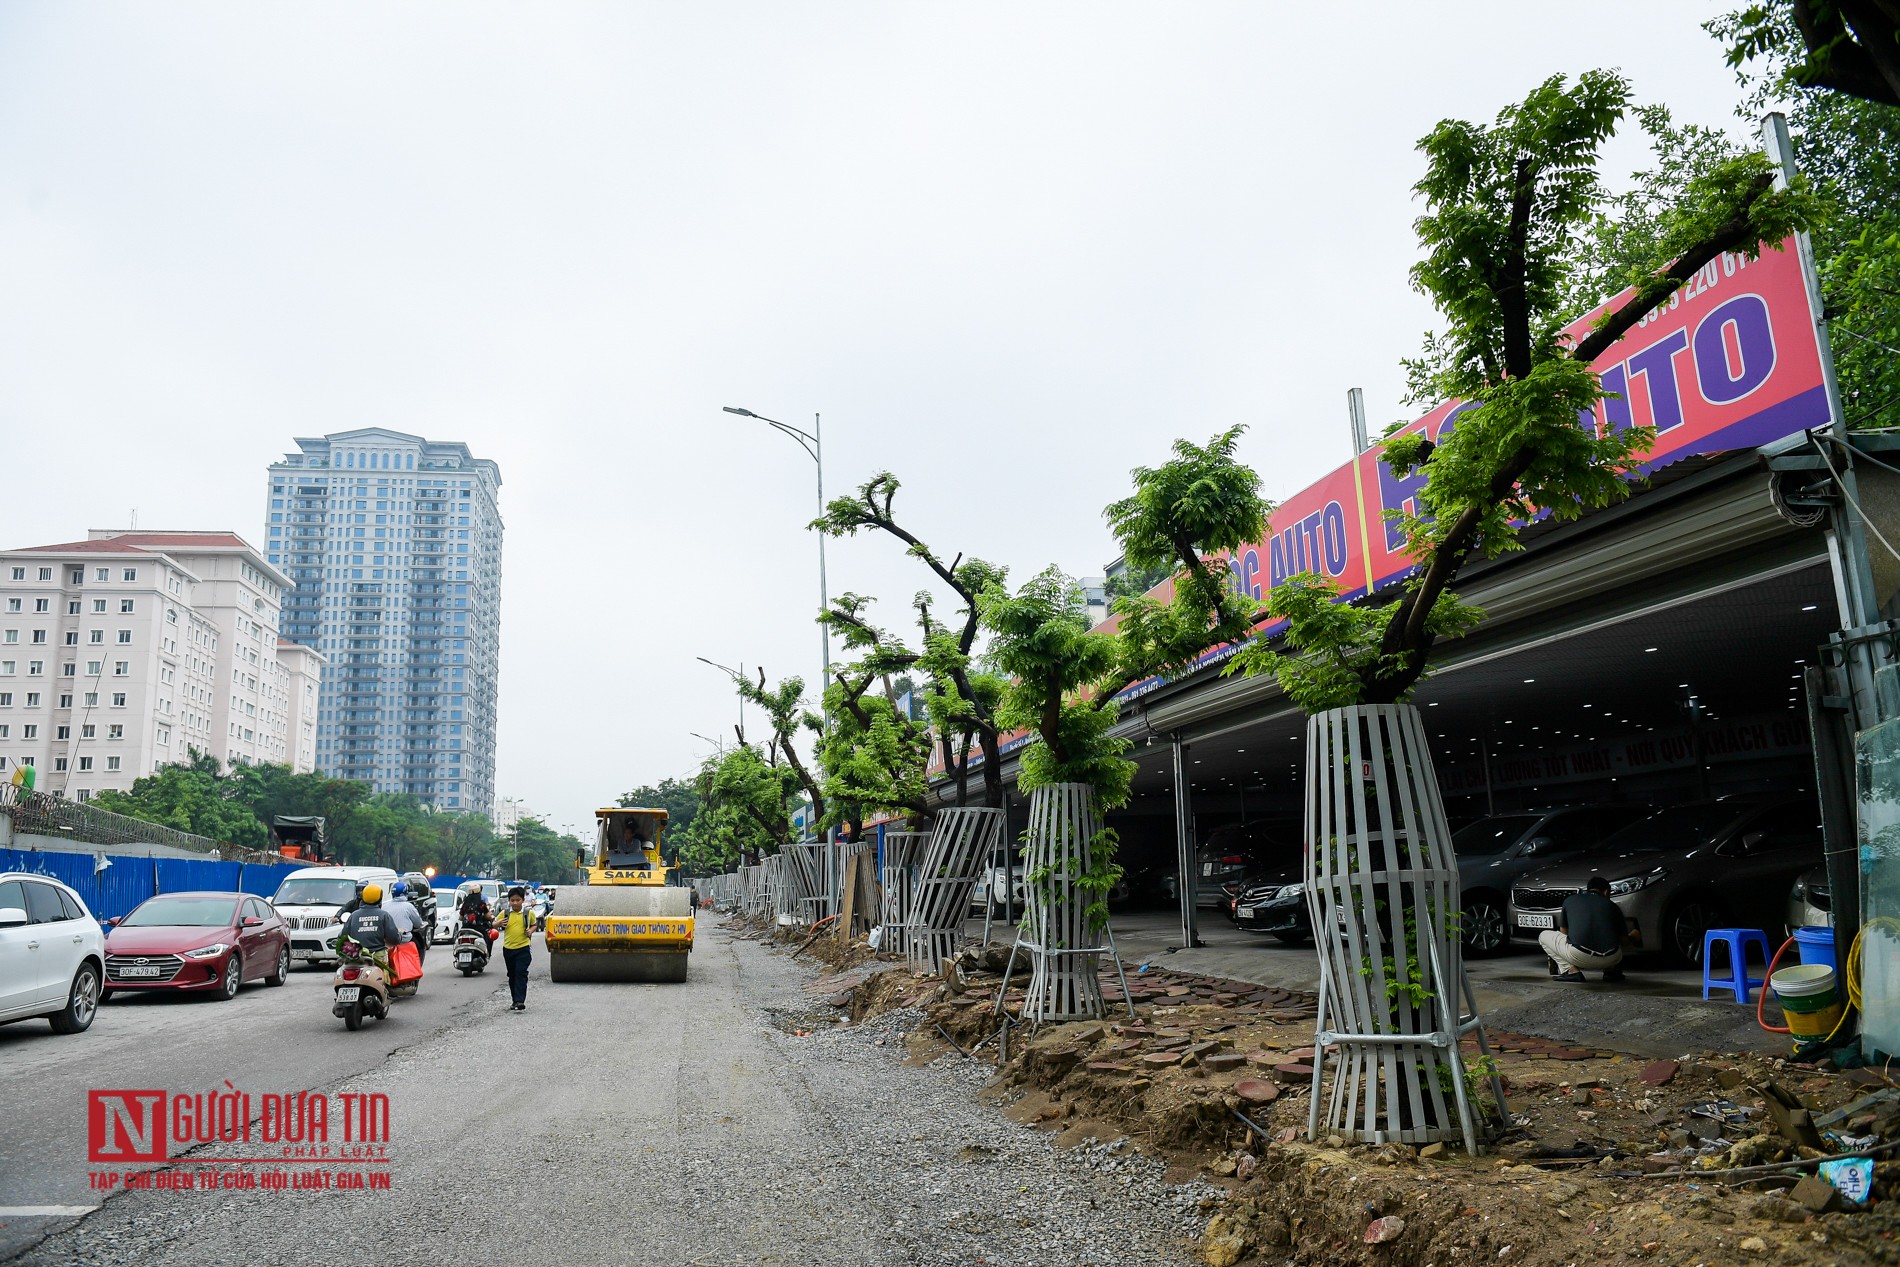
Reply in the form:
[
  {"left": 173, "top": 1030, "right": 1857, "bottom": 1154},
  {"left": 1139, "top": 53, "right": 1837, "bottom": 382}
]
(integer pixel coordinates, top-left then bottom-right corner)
[{"left": 1303, "top": 703, "right": 1507, "bottom": 1153}]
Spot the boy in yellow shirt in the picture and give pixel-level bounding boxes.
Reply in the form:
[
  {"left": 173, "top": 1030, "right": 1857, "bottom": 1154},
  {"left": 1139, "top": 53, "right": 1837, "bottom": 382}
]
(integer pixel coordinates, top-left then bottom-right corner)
[{"left": 499, "top": 886, "right": 535, "bottom": 1011}]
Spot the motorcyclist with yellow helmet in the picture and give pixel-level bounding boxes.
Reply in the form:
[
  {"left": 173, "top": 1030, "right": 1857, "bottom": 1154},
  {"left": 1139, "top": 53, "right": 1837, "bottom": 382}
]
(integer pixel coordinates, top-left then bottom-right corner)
[{"left": 340, "top": 884, "right": 400, "bottom": 954}]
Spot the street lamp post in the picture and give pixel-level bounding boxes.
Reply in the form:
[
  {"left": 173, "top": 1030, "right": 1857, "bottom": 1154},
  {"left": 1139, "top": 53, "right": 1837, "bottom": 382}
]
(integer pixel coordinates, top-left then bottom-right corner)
[
  {"left": 723, "top": 405, "right": 836, "bottom": 910},
  {"left": 696, "top": 656, "right": 746, "bottom": 736}
]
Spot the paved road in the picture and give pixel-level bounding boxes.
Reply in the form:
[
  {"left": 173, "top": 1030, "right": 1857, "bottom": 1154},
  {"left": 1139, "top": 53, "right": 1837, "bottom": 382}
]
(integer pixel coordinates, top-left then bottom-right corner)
[
  {"left": 1096, "top": 909, "right": 1783, "bottom": 1057},
  {"left": 2, "top": 918, "right": 1202, "bottom": 1267},
  {"left": 0, "top": 939, "right": 497, "bottom": 1261}
]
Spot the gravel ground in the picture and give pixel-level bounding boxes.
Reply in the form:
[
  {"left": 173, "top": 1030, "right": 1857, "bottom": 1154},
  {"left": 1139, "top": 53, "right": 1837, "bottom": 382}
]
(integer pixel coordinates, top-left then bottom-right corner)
[{"left": 13, "top": 917, "right": 1209, "bottom": 1267}]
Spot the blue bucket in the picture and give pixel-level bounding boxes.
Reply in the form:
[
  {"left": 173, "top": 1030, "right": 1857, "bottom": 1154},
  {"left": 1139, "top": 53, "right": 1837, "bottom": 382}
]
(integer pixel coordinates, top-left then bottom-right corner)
[{"left": 1793, "top": 926, "right": 1838, "bottom": 975}]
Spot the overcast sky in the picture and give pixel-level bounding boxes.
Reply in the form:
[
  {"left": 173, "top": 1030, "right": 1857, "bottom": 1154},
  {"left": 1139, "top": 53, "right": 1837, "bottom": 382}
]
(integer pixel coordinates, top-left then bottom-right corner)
[{"left": 0, "top": 4, "right": 1765, "bottom": 834}]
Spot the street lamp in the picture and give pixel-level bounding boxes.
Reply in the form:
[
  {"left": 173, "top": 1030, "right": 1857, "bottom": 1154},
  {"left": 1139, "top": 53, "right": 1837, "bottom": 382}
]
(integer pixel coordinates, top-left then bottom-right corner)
[
  {"left": 696, "top": 656, "right": 745, "bottom": 735},
  {"left": 723, "top": 404, "right": 836, "bottom": 910},
  {"left": 722, "top": 407, "right": 831, "bottom": 690},
  {"left": 499, "top": 796, "right": 523, "bottom": 884},
  {"left": 690, "top": 731, "right": 725, "bottom": 755}
]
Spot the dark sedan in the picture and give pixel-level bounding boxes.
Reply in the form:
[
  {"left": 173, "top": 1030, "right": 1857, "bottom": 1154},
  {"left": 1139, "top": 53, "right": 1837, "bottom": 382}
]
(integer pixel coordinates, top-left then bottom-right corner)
[
  {"left": 1231, "top": 864, "right": 1310, "bottom": 943},
  {"left": 102, "top": 892, "right": 291, "bottom": 1001}
]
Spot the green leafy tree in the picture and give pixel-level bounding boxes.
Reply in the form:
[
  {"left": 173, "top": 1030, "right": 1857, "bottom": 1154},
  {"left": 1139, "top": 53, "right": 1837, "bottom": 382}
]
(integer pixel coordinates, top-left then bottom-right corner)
[
  {"left": 734, "top": 668, "right": 826, "bottom": 835},
  {"left": 617, "top": 775, "right": 701, "bottom": 844},
  {"left": 89, "top": 749, "right": 515, "bottom": 872},
  {"left": 1102, "top": 427, "right": 1271, "bottom": 686},
  {"left": 814, "top": 474, "right": 1011, "bottom": 809},
  {"left": 817, "top": 593, "right": 935, "bottom": 837},
  {"left": 497, "top": 815, "right": 584, "bottom": 884},
  {"left": 978, "top": 568, "right": 1135, "bottom": 932},
  {"left": 1104, "top": 560, "right": 1173, "bottom": 602},
  {"left": 91, "top": 751, "right": 270, "bottom": 849},
  {"left": 427, "top": 811, "right": 505, "bottom": 876},
  {"left": 1714, "top": 7, "right": 1900, "bottom": 429},
  {"left": 676, "top": 744, "right": 798, "bottom": 871},
  {"left": 1720, "top": 0, "right": 1900, "bottom": 107},
  {"left": 1231, "top": 70, "right": 1819, "bottom": 709},
  {"left": 980, "top": 568, "right": 1134, "bottom": 808}
]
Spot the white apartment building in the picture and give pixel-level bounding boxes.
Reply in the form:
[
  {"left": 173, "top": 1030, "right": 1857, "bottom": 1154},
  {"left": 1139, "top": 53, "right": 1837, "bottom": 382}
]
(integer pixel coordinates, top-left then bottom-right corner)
[
  {"left": 265, "top": 428, "right": 503, "bottom": 815},
  {"left": 0, "top": 531, "right": 325, "bottom": 801},
  {"left": 279, "top": 639, "right": 322, "bottom": 773}
]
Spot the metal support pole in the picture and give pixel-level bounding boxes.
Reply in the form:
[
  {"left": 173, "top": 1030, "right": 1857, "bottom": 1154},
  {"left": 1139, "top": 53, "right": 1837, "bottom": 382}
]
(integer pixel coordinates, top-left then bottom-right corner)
[
  {"left": 1765, "top": 112, "right": 1893, "bottom": 725},
  {"left": 1807, "top": 665, "right": 1863, "bottom": 983},
  {"left": 1172, "top": 737, "right": 1199, "bottom": 948},
  {"left": 1479, "top": 735, "right": 1494, "bottom": 816},
  {"left": 1766, "top": 113, "right": 1894, "bottom": 1060},
  {"left": 1346, "top": 387, "right": 1370, "bottom": 456}
]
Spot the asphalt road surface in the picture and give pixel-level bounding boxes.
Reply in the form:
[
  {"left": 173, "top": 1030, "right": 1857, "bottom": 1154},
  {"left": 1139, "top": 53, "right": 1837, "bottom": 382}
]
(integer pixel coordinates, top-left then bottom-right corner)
[
  {"left": 0, "top": 936, "right": 492, "bottom": 1262},
  {"left": 1, "top": 918, "right": 1203, "bottom": 1267}
]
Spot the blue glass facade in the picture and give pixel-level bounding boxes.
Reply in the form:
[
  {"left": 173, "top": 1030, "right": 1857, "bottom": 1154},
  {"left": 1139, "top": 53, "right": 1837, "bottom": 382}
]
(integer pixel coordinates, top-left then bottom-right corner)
[{"left": 263, "top": 428, "right": 502, "bottom": 816}]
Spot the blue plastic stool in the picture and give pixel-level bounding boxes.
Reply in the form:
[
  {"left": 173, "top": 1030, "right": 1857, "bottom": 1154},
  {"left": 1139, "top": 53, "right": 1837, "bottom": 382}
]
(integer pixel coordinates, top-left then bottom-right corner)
[{"left": 1702, "top": 928, "right": 1772, "bottom": 1003}]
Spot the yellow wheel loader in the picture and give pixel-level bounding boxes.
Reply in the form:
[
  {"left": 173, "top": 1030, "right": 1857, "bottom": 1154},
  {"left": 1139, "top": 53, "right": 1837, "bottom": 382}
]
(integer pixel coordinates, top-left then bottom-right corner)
[{"left": 543, "top": 807, "right": 695, "bottom": 983}]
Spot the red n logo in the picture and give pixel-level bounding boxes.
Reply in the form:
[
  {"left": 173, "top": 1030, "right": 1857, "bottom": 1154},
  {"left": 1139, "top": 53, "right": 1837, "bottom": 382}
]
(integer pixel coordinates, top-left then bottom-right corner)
[{"left": 88, "top": 1091, "right": 168, "bottom": 1162}]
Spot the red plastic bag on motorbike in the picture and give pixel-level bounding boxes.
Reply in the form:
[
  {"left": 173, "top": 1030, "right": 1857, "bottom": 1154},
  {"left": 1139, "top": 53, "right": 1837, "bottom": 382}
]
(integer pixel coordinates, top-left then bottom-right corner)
[{"left": 391, "top": 941, "right": 423, "bottom": 984}]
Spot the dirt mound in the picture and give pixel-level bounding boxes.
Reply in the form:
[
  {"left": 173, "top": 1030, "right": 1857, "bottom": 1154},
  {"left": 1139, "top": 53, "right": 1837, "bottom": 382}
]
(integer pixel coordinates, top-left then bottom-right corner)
[{"left": 820, "top": 946, "right": 1900, "bottom": 1266}]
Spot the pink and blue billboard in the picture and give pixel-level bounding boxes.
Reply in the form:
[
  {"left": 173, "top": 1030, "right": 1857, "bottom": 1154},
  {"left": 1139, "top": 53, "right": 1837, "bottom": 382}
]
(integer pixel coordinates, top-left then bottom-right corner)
[{"left": 932, "top": 239, "right": 1832, "bottom": 769}]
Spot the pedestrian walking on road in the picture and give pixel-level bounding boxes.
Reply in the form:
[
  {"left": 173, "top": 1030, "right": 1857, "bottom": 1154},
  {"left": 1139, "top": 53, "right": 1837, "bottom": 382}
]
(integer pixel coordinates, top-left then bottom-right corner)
[{"left": 499, "top": 885, "right": 534, "bottom": 1011}]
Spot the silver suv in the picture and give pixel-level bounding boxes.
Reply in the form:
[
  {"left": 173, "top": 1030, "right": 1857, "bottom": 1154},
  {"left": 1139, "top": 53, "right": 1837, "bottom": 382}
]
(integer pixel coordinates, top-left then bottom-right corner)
[{"left": 1509, "top": 798, "right": 1821, "bottom": 966}]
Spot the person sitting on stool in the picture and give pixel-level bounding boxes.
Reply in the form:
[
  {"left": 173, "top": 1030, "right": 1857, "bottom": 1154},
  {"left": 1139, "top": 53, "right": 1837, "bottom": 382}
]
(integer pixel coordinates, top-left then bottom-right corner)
[
  {"left": 1539, "top": 876, "right": 1639, "bottom": 983},
  {"left": 614, "top": 820, "right": 651, "bottom": 869}
]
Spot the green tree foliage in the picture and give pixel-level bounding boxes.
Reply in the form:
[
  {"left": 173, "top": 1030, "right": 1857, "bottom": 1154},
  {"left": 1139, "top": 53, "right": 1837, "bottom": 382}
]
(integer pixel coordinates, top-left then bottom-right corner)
[
  {"left": 1102, "top": 427, "right": 1270, "bottom": 686},
  {"left": 88, "top": 748, "right": 524, "bottom": 875},
  {"left": 496, "top": 815, "right": 585, "bottom": 884},
  {"left": 817, "top": 593, "right": 935, "bottom": 836},
  {"left": 734, "top": 669, "right": 826, "bottom": 833},
  {"left": 1719, "top": 1, "right": 1900, "bottom": 107},
  {"left": 1104, "top": 560, "right": 1173, "bottom": 602},
  {"left": 673, "top": 744, "right": 798, "bottom": 873},
  {"left": 91, "top": 751, "right": 271, "bottom": 849},
  {"left": 1232, "top": 71, "right": 1817, "bottom": 710},
  {"left": 617, "top": 775, "right": 700, "bottom": 843},
  {"left": 1714, "top": 7, "right": 1900, "bottom": 429},
  {"left": 978, "top": 568, "right": 1133, "bottom": 808},
  {"left": 814, "top": 473, "right": 1010, "bottom": 809}
]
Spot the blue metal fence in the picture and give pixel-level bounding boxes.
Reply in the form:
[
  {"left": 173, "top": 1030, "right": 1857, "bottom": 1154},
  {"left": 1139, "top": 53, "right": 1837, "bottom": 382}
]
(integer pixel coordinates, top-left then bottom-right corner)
[{"left": 0, "top": 849, "right": 310, "bottom": 921}]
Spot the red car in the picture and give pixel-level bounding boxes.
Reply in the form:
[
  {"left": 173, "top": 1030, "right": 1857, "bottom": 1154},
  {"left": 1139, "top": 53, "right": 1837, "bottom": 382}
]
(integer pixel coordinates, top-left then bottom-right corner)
[{"left": 102, "top": 891, "right": 291, "bottom": 1001}]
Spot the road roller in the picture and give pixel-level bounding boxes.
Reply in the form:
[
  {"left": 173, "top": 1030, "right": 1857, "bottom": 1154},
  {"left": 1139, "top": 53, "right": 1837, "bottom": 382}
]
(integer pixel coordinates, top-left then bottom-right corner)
[{"left": 543, "top": 807, "right": 695, "bottom": 983}]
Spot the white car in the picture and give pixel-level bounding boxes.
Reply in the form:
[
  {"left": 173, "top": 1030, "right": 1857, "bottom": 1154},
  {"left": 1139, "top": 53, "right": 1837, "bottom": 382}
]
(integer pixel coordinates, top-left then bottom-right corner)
[
  {"left": 270, "top": 865, "right": 399, "bottom": 966},
  {"left": 0, "top": 872, "right": 106, "bottom": 1035},
  {"left": 432, "top": 900, "right": 459, "bottom": 944},
  {"left": 970, "top": 863, "right": 1028, "bottom": 920}
]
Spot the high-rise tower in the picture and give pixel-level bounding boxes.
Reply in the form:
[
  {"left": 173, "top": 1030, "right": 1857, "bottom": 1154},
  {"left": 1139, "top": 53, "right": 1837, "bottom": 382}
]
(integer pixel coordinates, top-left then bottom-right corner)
[{"left": 264, "top": 428, "right": 502, "bottom": 815}]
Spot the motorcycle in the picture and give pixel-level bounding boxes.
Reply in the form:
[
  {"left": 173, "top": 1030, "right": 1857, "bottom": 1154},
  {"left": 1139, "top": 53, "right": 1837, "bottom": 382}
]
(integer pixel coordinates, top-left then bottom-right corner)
[
  {"left": 453, "top": 924, "right": 493, "bottom": 976},
  {"left": 331, "top": 938, "right": 392, "bottom": 1031}
]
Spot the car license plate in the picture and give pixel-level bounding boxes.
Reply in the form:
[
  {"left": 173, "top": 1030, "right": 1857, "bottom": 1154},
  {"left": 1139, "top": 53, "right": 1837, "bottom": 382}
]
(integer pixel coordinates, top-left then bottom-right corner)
[
  {"left": 119, "top": 965, "right": 162, "bottom": 978},
  {"left": 335, "top": 986, "right": 361, "bottom": 1002},
  {"left": 1517, "top": 913, "right": 1555, "bottom": 930},
  {"left": 1236, "top": 907, "right": 1256, "bottom": 919},
  {"left": 1200, "top": 863, "right": 1214, "bottom": 877}
]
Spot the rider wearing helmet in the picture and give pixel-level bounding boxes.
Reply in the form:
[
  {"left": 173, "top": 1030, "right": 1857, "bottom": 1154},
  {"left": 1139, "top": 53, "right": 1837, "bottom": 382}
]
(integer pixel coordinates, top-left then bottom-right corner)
[
  {"left": 457, "top": 882, "right": 492, "bottom": 936},
  {"left": 332, "top": 876, "right": 375, "bottom": 924},
  {"left": 340, "top": 883, "right": 399, "bottom": 954},
  {"left": 385, "top": 879, "right": 428, "bottom": 961}
]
